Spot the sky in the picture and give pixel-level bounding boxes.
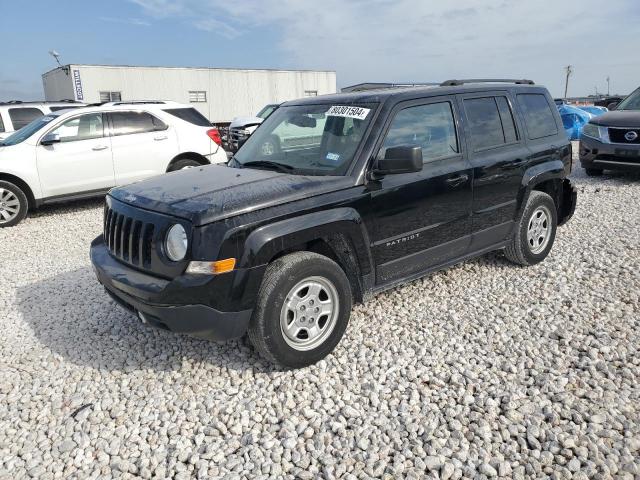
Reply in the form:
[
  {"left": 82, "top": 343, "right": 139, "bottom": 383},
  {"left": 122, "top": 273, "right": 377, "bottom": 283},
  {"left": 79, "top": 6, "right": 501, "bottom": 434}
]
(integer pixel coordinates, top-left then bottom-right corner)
[{"left": 1, "top": 0, "right": 639, "bottom": 101}]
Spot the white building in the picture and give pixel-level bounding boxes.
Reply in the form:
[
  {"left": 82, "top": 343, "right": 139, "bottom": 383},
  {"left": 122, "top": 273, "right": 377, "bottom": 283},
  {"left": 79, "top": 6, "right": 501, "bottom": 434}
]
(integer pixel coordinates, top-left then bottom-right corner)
[{"left": 42, "top": 64, "right": 337, "bottom": 123}]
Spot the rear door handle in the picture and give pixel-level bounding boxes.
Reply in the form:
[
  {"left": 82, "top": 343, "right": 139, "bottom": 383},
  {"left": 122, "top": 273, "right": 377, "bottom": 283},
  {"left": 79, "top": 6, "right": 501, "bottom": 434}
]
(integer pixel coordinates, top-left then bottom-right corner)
[
  {"left": 446, "top": 174, "right": 469, "bottom": 187},
  {"left": 154, "top": 135, "right": 168, "bottom": 141},
  {"left": 92, "top": 145, "right": 108, "bottom": 151}
]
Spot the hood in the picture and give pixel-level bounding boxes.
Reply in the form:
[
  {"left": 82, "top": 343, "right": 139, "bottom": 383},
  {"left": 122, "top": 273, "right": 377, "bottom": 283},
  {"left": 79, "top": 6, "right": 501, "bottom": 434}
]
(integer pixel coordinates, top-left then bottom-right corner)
[
  {"left": 230, "top": 116, "right": 263, "bottom": 129},
  {"left": 109, "top": 164, "right": 353, "bottom": 226},
  {"left": 590, "top": 110, "right": 640, "bottom": 127}
]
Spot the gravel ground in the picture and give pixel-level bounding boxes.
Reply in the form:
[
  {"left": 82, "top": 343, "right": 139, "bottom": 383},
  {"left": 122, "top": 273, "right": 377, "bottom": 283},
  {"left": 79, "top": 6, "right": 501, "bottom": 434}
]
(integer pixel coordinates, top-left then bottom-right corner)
[{"left": 1, "top": 148, "right": 639, "bottom": 479}]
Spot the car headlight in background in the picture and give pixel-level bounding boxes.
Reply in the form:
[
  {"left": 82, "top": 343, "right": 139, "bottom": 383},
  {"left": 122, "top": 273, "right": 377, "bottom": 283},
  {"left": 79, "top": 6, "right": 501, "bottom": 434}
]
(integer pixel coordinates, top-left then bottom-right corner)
[
  {"left": 581, "top": 123, "right": 601, "bottom": 140},
  {"left": 165, "top": 224, "right": 188, "bottom": 261}
]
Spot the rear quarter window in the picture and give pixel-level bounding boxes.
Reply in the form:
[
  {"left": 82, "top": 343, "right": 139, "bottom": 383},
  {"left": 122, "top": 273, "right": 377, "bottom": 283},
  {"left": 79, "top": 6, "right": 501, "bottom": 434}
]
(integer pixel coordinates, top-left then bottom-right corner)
[
  {"left": 0, "top": 112, "right": 4, "bottom": 133},
  {"left": 163, "top": 108, "right": 211, "bottom": 127},
  {"left": 516, "top": 93, "right": 558, "bottom": 139},
  {"left": 9, "top": 107, "right": 44, "bottom": 130}
]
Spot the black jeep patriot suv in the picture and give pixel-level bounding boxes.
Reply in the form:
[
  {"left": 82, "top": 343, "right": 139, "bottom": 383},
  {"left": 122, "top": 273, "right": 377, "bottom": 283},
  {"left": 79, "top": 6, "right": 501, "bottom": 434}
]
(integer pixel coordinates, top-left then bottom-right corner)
[{"left": 91, "top": 79, "right": 576, "bottom": 368}]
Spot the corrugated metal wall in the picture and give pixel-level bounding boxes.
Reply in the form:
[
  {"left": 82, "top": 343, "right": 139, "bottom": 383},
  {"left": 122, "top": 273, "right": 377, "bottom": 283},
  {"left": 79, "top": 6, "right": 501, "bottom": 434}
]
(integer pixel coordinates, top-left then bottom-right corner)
[{"left": 43, "top": 65, "right": 337, "bottom": 123}]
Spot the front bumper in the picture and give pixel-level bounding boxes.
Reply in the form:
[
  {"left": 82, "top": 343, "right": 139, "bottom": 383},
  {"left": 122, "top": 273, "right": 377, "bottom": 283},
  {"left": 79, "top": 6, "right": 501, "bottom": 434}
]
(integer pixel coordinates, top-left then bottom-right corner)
[
  {"left": 579, "top": 136, "right": 640, "bottom": 172},
  {"left": 90, "top": 235, "right": 264, "bottom": 341}
]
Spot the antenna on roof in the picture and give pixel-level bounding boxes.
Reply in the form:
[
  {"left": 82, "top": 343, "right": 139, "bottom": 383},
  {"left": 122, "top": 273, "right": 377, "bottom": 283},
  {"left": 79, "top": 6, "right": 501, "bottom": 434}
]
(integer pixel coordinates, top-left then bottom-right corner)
[{"left": 49, "top": 50, "right": 62, "bottom": 68}]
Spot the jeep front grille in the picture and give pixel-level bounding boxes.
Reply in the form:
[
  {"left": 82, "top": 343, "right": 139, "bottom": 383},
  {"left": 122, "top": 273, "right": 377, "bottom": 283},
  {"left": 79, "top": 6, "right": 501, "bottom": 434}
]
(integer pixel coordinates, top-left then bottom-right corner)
[{"left": 104, "top": 207, "right": 155, "bottom": 268}]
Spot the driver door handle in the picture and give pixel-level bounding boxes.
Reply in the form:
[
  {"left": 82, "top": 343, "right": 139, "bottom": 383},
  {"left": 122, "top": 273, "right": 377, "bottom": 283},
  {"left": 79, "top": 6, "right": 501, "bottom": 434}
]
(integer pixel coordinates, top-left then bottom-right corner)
[
  {"left": 154, "top": 135, "right": 168, "bottom": 141},
  {"left": 445, "top": 174, "right": 469, "bottom": 187},
  {"left": 92, "top": 145, "right": 108, "bottom": 151}
]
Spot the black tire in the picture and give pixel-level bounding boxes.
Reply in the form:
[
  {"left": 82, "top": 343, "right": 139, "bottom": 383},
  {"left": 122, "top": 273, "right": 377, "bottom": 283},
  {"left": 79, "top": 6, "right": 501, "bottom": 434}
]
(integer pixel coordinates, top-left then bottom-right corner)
[
  {"left": 504, "top": 191, "right": 557, "bottom": 266},
  {"left": 585, "top": 168, "right": 603, "bottom": 177},
  {"left": 248, "top": 252, "right": 352, "bottom": 368},
  {"left": 167, "top": 158, "right": 203, "bottom": 172},
  {"left": 0, "top": 180, "right": 28, "bottom": 228}
]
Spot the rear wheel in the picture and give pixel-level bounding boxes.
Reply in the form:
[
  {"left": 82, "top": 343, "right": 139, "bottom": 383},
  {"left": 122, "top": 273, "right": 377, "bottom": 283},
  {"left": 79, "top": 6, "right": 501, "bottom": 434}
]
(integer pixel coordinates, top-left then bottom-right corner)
[
  {"left": 167, "top": 158, "right": 203, "bottom": 172},
  {"left": 0, "top": 181, "right": 28, "bottom": 228},
  {"left": 504, "top": 191, "right": 557, "bottom": 266},
  {"left": 585, "top": 167, "right": 603, "bottom": 177},
  {"left": 248, "top": 252, "right": 352, "bottom": 368}
]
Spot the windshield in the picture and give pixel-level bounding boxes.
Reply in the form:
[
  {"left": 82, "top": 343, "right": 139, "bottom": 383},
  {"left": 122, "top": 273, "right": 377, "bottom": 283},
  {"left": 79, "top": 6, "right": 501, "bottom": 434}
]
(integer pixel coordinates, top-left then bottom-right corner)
[
  {"left": 233, "top": 103, "right": 376, "bottom": 176},
  {"left": 0, "top": 114, "right": 59, "bottom": 146},
  {"left": 616, "top": 88, "right": 640, "bottom": 111}
]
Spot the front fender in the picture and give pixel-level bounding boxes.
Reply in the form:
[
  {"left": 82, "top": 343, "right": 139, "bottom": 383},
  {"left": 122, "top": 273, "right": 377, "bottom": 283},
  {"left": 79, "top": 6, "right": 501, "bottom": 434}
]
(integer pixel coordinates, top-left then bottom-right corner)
[{"left": 239, "top": 207, "right": 374, "bottom": 275}]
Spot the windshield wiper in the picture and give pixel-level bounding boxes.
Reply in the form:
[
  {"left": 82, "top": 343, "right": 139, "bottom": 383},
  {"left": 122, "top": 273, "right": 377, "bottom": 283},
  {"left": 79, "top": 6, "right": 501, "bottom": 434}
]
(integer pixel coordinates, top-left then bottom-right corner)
[{"left": 240, "top": 160, "right": 294, "bottom": 173}]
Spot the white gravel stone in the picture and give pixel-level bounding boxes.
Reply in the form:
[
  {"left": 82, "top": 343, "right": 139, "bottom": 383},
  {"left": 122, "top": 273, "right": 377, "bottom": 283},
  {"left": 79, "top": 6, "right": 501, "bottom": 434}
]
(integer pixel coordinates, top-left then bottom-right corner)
[{"left": 1, "top": 149, "right": 639, "bottom": 478}]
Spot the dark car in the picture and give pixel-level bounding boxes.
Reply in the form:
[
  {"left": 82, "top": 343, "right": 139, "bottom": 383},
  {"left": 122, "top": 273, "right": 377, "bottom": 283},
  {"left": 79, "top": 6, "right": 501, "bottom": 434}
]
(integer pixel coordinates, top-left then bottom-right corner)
[
  {"left": 580, "top": 87, "right": 640, "bottom": 176},
  {"left": 90, "top": 79, "right": 576, "bottom": 368}
]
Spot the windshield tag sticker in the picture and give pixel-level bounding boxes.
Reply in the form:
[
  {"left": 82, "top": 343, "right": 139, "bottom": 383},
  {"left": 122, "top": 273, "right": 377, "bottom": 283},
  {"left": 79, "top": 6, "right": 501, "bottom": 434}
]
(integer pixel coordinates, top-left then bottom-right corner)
[
  {"left": 326, "top": 105, "right": 370, "bottom": 120},
  {"left": 326, "top": 152, "right": 340, "bottom": 162},
  {"left": 41, "top": 116, "right": 54, "bottom": 122}
]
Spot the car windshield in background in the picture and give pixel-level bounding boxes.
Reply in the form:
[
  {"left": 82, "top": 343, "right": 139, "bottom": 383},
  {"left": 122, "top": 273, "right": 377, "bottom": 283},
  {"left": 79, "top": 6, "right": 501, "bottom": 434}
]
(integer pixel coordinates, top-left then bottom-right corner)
[
  {"left": 616, "top": 88, "right": 640, "bottom": 110},
  {"left": 233, "top": 103, "right": 377, "bottom": 176},
  {"left": 0, "top": 114, "right": 60, "bottom": 146},
  {"left": 256, "top": 104, "right": 278, "bottom": 119},
  {"left": 163, "top": 108, "right": 211, "bottom": 126}
]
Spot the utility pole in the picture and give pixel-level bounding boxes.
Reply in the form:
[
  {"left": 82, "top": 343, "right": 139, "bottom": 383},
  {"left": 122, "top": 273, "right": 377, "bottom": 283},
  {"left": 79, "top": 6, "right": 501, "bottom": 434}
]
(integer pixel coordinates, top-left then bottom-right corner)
[
  {"left": 606, "top": 76, "right": 610, "bottom": 96},
  {"left": 564, "top": 65, "right": 573, "bottom": 98}
]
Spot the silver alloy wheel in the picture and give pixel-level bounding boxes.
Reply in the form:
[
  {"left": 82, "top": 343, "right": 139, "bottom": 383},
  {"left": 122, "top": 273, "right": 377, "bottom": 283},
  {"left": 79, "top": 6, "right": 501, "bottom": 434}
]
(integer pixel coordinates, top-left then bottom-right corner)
[
  {"left": 527, "top": 205, "right": 552, "bottom": 254},
  {"left": 0, "top": 188, "right": 20, "bottom": 224},
  {"left": 280, "top": 275, "right": 339, "bottom": 351}
]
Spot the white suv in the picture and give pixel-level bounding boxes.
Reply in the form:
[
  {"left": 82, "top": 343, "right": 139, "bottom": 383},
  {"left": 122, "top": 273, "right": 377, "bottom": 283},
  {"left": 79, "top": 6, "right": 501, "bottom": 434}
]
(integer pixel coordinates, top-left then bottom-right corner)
[
  {"left": 0, "top": 101, "right": 227, "bottom": 227},
  {"left": 0, "top": 101, "right": 86, "bottom": 140}
]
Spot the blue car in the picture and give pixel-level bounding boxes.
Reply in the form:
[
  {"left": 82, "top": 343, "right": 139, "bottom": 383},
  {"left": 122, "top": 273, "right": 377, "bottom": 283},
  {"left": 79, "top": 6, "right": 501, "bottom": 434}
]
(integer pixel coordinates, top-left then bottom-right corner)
[
  {"left": 558, "top": 105, "right": 593, "bottom": 140},
  {"left": 577, "top": 105, "right": 608, "bottom": 116}
]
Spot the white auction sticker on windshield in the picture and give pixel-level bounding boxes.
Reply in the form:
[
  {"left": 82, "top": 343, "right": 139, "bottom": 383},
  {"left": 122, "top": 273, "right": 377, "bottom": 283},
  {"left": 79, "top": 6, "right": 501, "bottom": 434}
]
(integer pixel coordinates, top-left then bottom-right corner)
[{"left": 326, "top": 105, "right": 370, "bottom": 120}]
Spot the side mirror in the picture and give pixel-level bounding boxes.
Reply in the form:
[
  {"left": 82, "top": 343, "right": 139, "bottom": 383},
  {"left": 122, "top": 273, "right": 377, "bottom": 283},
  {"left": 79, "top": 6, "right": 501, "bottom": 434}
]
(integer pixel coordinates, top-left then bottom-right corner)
[
  {"left": 374, "top": 146, "right": 423, "bottom": 175},
  {"left": 41, "top": 133, "right": 61, "bottom": 146},
  {"left": 607, "top": 102, "right": 619, "bottom": 110}
]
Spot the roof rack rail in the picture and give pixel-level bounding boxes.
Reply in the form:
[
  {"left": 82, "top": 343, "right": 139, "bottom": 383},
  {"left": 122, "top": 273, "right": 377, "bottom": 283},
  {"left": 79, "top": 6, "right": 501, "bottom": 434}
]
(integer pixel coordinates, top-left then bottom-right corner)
[
  {"left": 111, "top": 100, "right": 167, "bottom": 105},
  {"left": 440, "top": 79, "right": 535, "bottom": 86}
]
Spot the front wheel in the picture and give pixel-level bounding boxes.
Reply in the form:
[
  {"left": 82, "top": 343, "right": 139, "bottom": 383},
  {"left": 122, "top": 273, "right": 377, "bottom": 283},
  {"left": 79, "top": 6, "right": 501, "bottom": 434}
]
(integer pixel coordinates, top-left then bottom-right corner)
[
  {"left": 504, "top": 191, "right": 557, "bottom": 266},
  {"left": 0, "top": 181, "right": 28, "bottom": 228},
  {"left": 248, "top": 252, "right": 352, "bottom": 368}
]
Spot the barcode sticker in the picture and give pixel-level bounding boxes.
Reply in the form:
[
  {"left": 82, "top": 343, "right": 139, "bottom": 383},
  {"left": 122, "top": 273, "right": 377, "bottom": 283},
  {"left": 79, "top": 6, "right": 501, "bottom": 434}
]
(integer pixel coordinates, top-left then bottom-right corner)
[{"left": 326, "top": 105, "right": 370, "bottom": 120}]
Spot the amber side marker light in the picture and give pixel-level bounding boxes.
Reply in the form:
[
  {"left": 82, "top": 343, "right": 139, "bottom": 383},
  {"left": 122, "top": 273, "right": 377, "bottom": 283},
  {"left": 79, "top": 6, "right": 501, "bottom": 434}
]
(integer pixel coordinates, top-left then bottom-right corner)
[{"left": 186, "top": 258, "right": 236, "bottom": 275}]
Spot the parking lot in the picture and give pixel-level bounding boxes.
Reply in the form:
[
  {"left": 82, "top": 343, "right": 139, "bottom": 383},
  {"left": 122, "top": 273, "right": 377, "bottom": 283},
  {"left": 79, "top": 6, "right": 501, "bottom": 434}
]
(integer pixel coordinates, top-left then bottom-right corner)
[{"left": 1, "top": 147, "right": 639, "bottom": 479}]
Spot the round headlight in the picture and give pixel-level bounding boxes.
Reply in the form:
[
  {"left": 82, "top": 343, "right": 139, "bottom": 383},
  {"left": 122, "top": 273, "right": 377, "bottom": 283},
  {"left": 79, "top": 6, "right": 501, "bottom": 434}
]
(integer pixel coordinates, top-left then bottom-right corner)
[{"left": 165, "top": 224, "right": 188, "bottom": 261}]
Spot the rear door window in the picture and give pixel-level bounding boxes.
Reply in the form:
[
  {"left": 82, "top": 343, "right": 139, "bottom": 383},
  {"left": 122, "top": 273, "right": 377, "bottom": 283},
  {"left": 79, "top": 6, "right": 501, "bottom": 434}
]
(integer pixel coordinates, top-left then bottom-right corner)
[
  {"left": 495, "top": 97, "right": 518, "bottom": 143},
  {"left": 463, "top": 96, "right": 520, "bottom": 150},
  {"left": 8, "top": 107, "right": 44, "bottom": 130},
  {"left": 516, "top": 94, "right": 558, "bottom": 139},
  {"left": 163, "top": 108, "right": 211, "bottom": 126},
  {"left": 110, "top": 111, "right": 167, "bottom": 136}
]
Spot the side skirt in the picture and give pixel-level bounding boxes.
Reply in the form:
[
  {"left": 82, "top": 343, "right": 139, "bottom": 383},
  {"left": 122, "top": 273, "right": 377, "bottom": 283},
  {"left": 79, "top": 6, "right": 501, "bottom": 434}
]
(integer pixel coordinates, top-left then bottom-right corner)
[
  {"left": 370, "top": 240, "right": 509, "bottom": 296},
  {"left": 35, "top": 188, "right": 111, "bottom": 208}
]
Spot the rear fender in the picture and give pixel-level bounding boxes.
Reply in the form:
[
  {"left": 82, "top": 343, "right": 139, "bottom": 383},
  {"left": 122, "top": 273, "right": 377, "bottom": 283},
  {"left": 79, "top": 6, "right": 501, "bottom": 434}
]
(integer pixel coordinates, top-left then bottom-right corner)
[{"left": 515, "top": 160, "right": 565, "bottom": 221}]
